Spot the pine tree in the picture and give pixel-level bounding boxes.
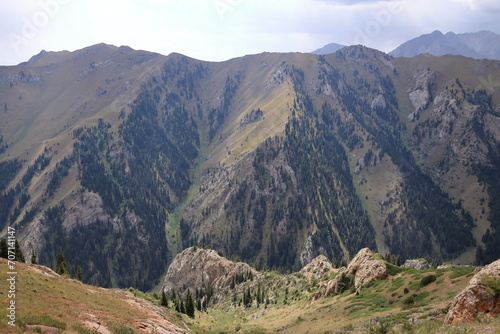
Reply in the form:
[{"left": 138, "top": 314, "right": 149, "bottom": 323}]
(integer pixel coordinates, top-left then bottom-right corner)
[
  {"left": 14, "top": 240, "right": 25, "bottom": 262},
  {"left": 76, "top": 266, "right": 83, "bottom": 281},
  {"left": 31, "top": 251, "right": 37, "bottom": 265},
  {"left": 55, "top": 252, "right": 70, "bottom": 276},
  {"left": 0, "top": 239, "right": 7, "bottom": 258},
  {"left": 185, "top": 289, "right": 195, "bottom": 318},
  {"left": 161, "top": 291, "right": 168, "bottom": 307}
]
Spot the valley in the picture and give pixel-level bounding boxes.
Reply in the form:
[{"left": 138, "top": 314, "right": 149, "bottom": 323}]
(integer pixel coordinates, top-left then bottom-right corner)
[{"left": 0, "top": 43, "right": 500, "bottom": 292}]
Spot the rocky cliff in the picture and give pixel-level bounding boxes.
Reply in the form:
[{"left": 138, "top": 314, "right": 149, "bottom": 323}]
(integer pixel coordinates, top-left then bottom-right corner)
[
  {"left": 318, "top": 248, "right": 388, "bottom": 297},
  {"left": 445, "top": 259, "right": 500, "bottom": 324},
  {"left": 163, "top": 247, "right": 259, "bottom": 295}
]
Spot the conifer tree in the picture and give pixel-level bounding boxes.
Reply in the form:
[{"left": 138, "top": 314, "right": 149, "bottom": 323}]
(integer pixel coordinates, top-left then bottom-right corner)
[
  {"left": 179, "top": 300, "right": 185, "bottom": 314},
  {"left": 197, "top": 298, "right": 202, "bottom": 311},
  {"left": 31, "top": 251, "right": 37, "bottom": 265},
  {"left": 55, "top": 252, "right": 70, "bottom": 276},
  {"left": 0, "top": 239, "right": 7, "bottom": 258},
  {"left": 14, "top": 240, "right": 25, "bottom": 262},
  {"left": 185, "top": 289, "right": 195, "bottom": 318},
  {"left": 76, "top": 266, "right": 83, "bottom": 281},
  {"left": 161, "top": 291, "right": 168, "bottom": 307}
]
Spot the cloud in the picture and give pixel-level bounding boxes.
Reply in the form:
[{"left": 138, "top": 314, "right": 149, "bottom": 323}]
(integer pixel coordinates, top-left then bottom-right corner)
[
  {"left": 454, "top": 0, "right": 500, "bottom": 11},
  {"left": 0, "top": 0, "right": 498, "bottom": 65}
]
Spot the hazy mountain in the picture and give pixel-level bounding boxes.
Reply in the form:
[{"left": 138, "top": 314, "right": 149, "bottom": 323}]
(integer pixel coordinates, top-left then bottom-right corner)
[
  {"left": 311, "top": 42, "right": 346, "bottom": 55},
  {"left": 1, "top": 44, "right": 499, "bottom": 290},
  {"left": 390, "top": 30, "right": 500, "bottom": 60}
]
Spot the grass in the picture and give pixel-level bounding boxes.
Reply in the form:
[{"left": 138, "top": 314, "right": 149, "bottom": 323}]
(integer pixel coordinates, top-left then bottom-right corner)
[
  {"left": 482, "top": 275, "right": 500, "bottom": 297},
  {"left": 18, "top": 314, "right": 67, "bottom": 330},
  {"left": 0, "top": 259, "right": 189, "bottom": 334},
  {"left": 448, "top": 266, "right": 475, "bottom": 279},
  {"left": 387, "top": 277, "right": 405, "bottom": 292},
  {"left": 0, "top": 256, "right": 492, "bottom": 334}
]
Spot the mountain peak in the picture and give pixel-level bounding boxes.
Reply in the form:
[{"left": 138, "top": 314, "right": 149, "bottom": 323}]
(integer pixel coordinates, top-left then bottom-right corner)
[
  {"left": 390, "top": 30, "right": 500, "bottom": 59},
  {"left": 311, "top": 42, "right": 347, "bottom": 55}
]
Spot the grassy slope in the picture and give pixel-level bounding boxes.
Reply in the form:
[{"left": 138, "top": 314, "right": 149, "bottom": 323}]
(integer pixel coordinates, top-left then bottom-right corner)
[
  {"left": 0, "top": 258, "right": 189, "bottom": 333},
  {"left": 187, "top": 265, "right": 499, "bottom": 334},
  {"left": 1, "top": 257, "right": 499, "bottom": 334}
]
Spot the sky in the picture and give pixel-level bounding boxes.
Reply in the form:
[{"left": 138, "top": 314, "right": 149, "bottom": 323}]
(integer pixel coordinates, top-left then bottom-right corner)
[{"left": 0, "top": 0, "right": 499, "bottom": 66}]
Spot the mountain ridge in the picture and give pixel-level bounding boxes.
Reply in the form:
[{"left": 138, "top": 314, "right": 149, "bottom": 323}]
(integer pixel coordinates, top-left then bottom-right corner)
[
  {"left": 389, "top": 30, "right": 500, "bottom": 60},
  {"left": 0, "top": 43, "right": 500, "bottom": 291}
]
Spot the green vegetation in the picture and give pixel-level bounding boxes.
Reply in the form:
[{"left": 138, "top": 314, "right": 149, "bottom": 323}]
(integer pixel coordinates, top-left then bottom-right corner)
[
  {"left": 420, "top": 274, "right": 437, "bottom": 286},
  {"left": 1, "top": 45, "right": 499, "bottom": 297},
  {"left": 55, "top": 252, "right": 70, "bottom": 276},
  {"left": 3, "top": 248, "right": 499, "bottom": 334},
  {"left": 482, "top": 275, "right": 500, "bottom": 297},
  {"left": 19, "top": 314, "right": 67, "bottom": 330}
]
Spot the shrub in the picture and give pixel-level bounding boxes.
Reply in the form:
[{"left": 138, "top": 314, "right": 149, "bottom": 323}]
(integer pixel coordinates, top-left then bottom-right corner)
[
  {"left": 403, "top": 295, "right": 415, "bottom": 305},
  {"left": 420, "top": 275, "right": 437, "bottom": 286},
  {"left": 482, "top": 276, "right": 500, "bottom": 297}
]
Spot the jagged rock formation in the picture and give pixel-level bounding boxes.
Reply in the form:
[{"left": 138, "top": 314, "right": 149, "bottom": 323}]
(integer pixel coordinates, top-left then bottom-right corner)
[
  {"left": 163, "top": 247, "right": 259, "bottom": 294},
  {"left": 321, "top": 248, "right": 388, "bottom": 296},
  {"left": 445, "top": 259, "right": 500, "bottom": 324},
  {"left": 299, "top": 255, "right": 336, "bottom": 281}
]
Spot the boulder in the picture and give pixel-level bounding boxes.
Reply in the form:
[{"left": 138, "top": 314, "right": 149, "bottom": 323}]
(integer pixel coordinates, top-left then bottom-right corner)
[
  {"left": 402, "top": 259, "right": 430, "bottom": 270},
  {"left": 445, "top": 259, "right": 500, "bottom": 324}
]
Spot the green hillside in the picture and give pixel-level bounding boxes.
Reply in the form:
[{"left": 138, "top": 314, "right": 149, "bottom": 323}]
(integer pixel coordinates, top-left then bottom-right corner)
[{"left": 0, "top": 45, "right": 499, "bottom": 290}]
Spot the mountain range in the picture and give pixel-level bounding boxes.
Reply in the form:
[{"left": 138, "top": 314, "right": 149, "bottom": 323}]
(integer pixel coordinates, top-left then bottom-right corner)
[
  {"left": 1, "top": 39, "right": 500, "bottom": 291},
  {"left": 389, "top": 30, "right": 500, "bottom": 60},
  {"left": 313, "top": 30, "right": 500, "bottom": 60}
]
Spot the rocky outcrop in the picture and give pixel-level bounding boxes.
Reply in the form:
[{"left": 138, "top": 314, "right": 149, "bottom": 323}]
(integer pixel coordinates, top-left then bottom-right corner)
[
  {"left": 163, "top": 247, "right": 259, "bottom": 295},
  {"left": 322, "top": 248, "right": 388, "bottom": 297},
  {"left": 402, "top": 259, "right": 430, "bottom": 270},
  {"left": 299, "top": 235, "right": 329, "bottom": 268},
  {"left": 408, "top": 69, "right": 437, "bottom": 121},
  {"left": 63, "top": 191, "right": 112, "bottom": 232},
  {"left": 445, "top": 259, "right": 500, "bottom": 324},
  {"left": 371, "top": 94, "right": 387, "bottom": 112},
  {"left": 0, "top": 71, "right": 41, "bottom": 82},
  {"left": 299, "top": 255, "right": 335, "bottom": 281}
]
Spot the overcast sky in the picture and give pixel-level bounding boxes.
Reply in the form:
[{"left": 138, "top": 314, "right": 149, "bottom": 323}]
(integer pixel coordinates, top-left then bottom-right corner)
[{"left": 1, "top": 0, "right": 499, "bottom": 65}]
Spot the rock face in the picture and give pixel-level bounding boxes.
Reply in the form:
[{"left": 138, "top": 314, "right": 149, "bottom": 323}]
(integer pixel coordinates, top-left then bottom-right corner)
[
  {"left": 299, "top": 255, "right": 335, "bottom": 281},
  {"left": 323, "top": 248, "right": 388, "bottom": 296},
  {"left": 407, "top": 69, "right": 436, "bottom": 121},
  {"left": 445, "top": 259, "right": 500, "bottom": 324},
  {"left": 348, "top": 248, "right": 389, "bottom": 289},
  {"left": 163, "top": 247, "right": 258, "bottom": 295},
  {"left": 402, "top": 259, "right": 430, "bottom": 270}
]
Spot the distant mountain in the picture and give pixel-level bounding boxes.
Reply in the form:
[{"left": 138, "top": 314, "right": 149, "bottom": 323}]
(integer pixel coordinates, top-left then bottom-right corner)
[
  {"left": 311, "top": 42, "right": 346, "bottom": 55},
  {"left": 390, "top": 30, "right": 500, "bottom": 60}
]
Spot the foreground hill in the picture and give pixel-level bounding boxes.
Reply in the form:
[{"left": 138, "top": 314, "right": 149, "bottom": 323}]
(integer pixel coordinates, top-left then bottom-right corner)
[
  {"left": 1, "top": 44, "right": 500, "bottom": 289},
  {"left": 1, "top": 251, "right": 498, "bottom": 334},
  {"left": 0, "top": 258, "right": 190, "bottom": 333}
]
